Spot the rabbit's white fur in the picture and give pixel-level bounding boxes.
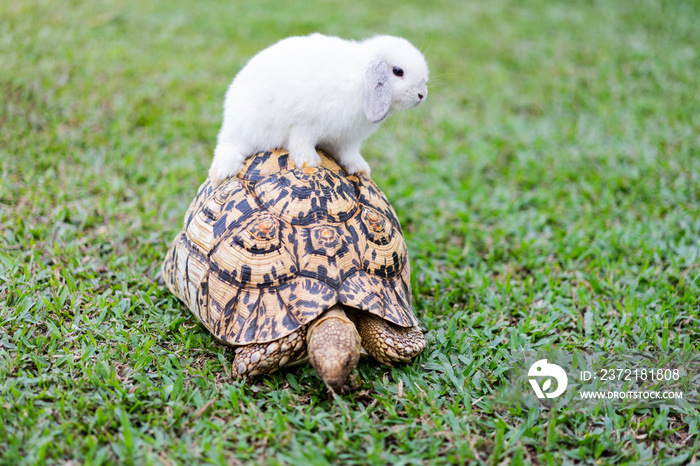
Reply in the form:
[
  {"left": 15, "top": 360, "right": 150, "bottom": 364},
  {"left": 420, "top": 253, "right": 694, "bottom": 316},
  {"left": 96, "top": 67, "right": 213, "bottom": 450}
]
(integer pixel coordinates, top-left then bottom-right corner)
[{"left": 209, "top": 33, "right": 429, "bottom": 184}]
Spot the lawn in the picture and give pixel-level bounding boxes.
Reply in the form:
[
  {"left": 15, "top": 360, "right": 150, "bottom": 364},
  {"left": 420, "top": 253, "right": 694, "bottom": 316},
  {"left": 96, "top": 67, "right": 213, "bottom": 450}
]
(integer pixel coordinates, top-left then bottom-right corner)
[{"left": 1, "top": 0, "right": 699, "bottom": 464}]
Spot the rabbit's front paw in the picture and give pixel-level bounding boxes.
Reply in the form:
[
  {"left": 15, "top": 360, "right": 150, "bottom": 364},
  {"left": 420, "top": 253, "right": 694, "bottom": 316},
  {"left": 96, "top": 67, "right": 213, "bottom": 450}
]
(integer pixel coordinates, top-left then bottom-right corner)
[
  {"left": 340, "top": 157, "right": 371, "bottom": 177},
  {"left": 290, "top": 148, "right": 322, "bottom": 169}
]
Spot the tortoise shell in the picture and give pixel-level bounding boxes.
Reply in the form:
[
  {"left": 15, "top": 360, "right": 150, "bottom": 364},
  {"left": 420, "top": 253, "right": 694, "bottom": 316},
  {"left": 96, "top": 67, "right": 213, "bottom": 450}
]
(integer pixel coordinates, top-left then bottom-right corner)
[{"left": 161, "top": 149, "right": 417, "bottom": 346}]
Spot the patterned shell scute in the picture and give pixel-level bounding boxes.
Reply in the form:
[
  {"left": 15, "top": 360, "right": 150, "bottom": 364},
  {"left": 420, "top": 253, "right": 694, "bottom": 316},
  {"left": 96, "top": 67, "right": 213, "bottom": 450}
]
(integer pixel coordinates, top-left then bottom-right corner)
[
  {"left": 162, "top": 149, "right": 418, "bottom": 346},
  {"left": 253, "top": 167, "right": 358, "bottom": 226},
  {"left": 209, "top": 212, "right": 297, "bottom": 290}
]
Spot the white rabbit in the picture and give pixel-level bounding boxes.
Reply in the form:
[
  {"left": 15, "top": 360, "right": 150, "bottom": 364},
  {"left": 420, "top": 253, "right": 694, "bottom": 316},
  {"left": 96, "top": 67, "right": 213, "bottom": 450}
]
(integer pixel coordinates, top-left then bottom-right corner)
[{"left": 209, "top": 33, "right": 429, "bottom": 184}]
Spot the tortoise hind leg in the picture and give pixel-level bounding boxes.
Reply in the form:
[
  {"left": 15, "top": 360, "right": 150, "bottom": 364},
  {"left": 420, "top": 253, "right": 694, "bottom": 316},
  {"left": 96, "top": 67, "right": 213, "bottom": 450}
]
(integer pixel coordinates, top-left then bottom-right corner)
[
  {"left": 353, "top": 313, "right": 425, "bottom": 366},
  {"left": 233, "top": 328, "right": 307, "bottom": 378}
]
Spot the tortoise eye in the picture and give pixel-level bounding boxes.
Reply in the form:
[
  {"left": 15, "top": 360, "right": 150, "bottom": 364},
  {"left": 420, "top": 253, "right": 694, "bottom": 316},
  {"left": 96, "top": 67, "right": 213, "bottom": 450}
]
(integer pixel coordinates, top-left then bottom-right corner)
[{"left": 392, "top": 67, "right": 404, "bottom": 77}]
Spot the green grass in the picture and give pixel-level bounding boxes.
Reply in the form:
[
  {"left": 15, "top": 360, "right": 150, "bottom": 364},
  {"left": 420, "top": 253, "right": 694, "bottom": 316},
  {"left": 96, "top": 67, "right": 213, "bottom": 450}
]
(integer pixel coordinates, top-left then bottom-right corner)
[{"left": 2, "top": 0, "right": 699, "bottom": 464}]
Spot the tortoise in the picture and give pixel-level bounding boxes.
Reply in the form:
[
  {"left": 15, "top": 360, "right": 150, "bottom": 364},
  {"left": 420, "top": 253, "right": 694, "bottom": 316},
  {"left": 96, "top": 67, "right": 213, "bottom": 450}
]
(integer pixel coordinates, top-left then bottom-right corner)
[{"left": 161, "top": 149, "right": 425, "bottom": 390}]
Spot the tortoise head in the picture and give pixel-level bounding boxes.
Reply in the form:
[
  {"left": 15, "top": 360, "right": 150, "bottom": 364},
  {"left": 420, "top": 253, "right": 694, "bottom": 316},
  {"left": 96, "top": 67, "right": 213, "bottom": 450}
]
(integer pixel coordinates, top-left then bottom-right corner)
[{"left": 306, "top": 306, "right": 361, "bottom": 392}]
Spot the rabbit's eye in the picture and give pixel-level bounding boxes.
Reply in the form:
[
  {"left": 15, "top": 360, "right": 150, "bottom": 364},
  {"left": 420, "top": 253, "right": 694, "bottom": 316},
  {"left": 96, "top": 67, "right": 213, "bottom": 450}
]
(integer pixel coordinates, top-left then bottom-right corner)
[{"left": 392, "top": 67, "right": 404, "bottom": 77}]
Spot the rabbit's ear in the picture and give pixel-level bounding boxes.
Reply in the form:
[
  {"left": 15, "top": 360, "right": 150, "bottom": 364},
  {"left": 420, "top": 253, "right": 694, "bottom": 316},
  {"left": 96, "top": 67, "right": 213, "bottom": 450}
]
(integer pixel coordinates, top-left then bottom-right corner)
[{"left": 364, "top": 58, "right": 391, "bottom": 123}]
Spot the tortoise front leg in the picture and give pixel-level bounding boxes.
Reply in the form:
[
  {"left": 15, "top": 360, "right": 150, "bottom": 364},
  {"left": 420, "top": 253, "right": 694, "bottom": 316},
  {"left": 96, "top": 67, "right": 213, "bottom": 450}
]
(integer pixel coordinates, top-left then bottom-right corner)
[
  {"left": 233, "top": 328, "right": 307, "bottom": 377},
  {"left": 353, "top": 313, "right": 426, "bottom": 366}
]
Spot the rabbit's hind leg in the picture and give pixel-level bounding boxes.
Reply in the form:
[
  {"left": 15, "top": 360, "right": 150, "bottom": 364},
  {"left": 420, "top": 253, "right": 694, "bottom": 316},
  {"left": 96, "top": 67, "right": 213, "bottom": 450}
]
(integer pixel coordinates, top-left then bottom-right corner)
[{"left": 209, "top": 142, "right": 248, "bottom": 185}]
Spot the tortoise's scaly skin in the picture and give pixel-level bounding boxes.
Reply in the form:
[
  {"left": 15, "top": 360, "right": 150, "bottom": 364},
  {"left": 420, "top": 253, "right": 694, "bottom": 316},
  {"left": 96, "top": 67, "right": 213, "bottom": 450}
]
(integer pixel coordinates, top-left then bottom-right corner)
[
  {"left": 161, "top": 149, "right": 424, "bottom": 384},
  {"left": 233, "top": 328, "right": 307, "bottom": 377},
  {"left": 352, "top": 313, "right": 426, "bottom": 366}
]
